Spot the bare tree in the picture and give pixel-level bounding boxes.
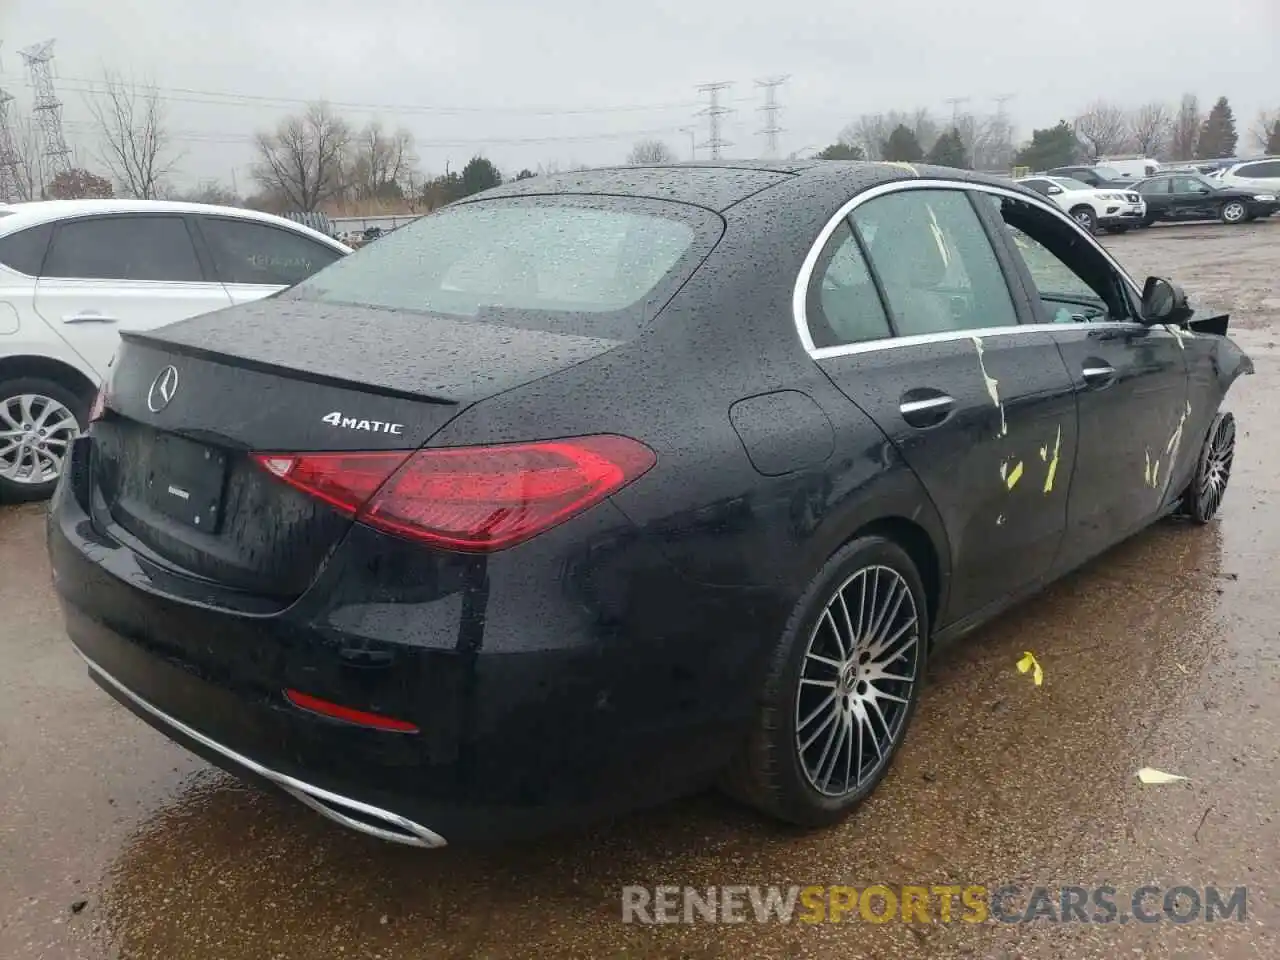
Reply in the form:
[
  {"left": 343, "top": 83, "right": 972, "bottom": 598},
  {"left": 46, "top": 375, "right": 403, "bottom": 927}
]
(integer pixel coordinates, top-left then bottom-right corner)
[
  {"left": 840, "top": 109, "right": 939, "bottom": 162},
  {"left": 1170, "top": 94, "right": 1201, "bottom": 161},
  {"left": 626, "top": 139, "right": 675, "bottom": 165},
  {"left": 252, "top": 102, "right": 352, "bottom": 212},
  {"left": 177, "top": 180, "right": 243, "bottom": 207},
  {"left": 1130, "top": 102, "right": 1172, "bottom": 157},
  {"left": 84, "top": 70, "right": 181, "bottom": 199},
  {"left": 12, "top": 114, "right": 43, "bottom": 200},
  {"left": 352, "top": 121, "right": 417, "bottom": 201},
  {"left": 1251, "top": 108, "right": 1280, "bottom": 152},
  {"left": 1074, "top": 100, "right": 1130, "bottom": 158}
]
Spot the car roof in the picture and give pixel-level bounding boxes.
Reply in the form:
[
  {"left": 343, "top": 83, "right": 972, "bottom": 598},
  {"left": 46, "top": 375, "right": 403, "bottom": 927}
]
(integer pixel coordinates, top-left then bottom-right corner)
[
  {"left": 465, "top": 160, "right": 1032, "bottom": 213},
  {"left": 0, "top": 199, "right": 350, "bottom": 251}
]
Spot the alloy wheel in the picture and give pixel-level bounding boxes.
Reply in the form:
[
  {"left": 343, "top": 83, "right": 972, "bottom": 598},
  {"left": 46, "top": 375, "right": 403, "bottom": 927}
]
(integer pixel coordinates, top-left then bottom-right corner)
[
  {"left": 1192, "top": 414, "right": 1235, "bottom": 522},
  {"left": 794, "top": 565, "right": 921, "bottom": 798},
  {"left": 0, "top": 393, "right": 80, "bottom": 486},
  {"left": 1222, "top": 201, "right": 1246, "bottom": 224},
  {"left": 1072, "top": 207, "right": 1097, "bottom": 232}
]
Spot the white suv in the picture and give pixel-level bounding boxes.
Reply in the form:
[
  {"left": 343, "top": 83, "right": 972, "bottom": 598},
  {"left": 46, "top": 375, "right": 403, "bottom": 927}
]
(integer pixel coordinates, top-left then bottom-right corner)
[
  {"left": 1214, "top": 157, "right": 1280, "bottom": 195},
  {"left": 0, "top": 200, "right": 350, "bottom": 501},
  {"left": 1016, "top": 176, "right": 1147, "bottom": 234}
]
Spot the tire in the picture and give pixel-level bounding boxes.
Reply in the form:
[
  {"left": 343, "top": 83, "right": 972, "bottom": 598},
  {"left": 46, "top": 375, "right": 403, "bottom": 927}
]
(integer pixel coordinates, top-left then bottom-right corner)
[
  {"left": 1141, "top": 215, "right": 1156, "bottom": 228},
  {"left": 1104, "top": 226, "right": 1129, "bottom": 234},
  {"left": 1220, "top": 200, "right": 1247, "bottom": 224},
  {"left": 0, "top": 377, "right": 88, "bottom": 503},
  {"left": 1070, "top": 205, "right": 1098, "bottom": 233},
  {"left": 1183, "top": 412, "right": 1235, "bottom": 524},
  {"left": 721, "top": 536, "right": 929, "bottom": 827}
]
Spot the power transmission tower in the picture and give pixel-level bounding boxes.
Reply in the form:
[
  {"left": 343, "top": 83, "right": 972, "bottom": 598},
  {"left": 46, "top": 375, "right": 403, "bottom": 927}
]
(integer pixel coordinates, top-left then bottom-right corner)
[
  {"left": 989, "top": 93, "right": 1016, "bottom": 170},
  {"left": 944, "top": 96, "right": 970, "bottom": 126},
  {"left": 755, "top": 76, "right": 788, "bottom": 158},
  {"left": 21, "top": 40, "right": 72, "bottom": 184},
  {"left": 695, "top": 82, "right": 733, "bottom": 160}
]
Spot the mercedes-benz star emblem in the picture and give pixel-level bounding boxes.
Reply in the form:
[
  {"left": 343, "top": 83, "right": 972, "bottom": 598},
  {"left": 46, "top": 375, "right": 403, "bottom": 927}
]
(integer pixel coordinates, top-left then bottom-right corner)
[{"left": 147, "top": 365, "right": 180, "bottom": 413}]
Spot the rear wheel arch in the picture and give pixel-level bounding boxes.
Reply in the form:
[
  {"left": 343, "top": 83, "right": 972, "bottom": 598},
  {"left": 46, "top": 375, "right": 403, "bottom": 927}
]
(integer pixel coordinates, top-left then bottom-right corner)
[
  {"left": 0, "top": 355, "right": 98, "bottom": 404},
  {"left": 839, "top": 516, "right": 943, "bottom": 643}
]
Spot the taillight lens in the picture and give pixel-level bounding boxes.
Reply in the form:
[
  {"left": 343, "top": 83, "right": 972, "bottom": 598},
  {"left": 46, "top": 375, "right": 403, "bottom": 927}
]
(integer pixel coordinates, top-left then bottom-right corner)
[{"left": 252, "top": 435, "right": 655, "bottom": 552}]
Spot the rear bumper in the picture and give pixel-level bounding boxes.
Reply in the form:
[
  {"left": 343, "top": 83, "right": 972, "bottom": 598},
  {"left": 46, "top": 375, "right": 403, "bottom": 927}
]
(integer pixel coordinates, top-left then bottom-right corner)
[
  {"left": 48, "top": 437, "right": 771, "bottom": 845},
  {"left": 81, "top": 650, "right": 447, "bottom": 847}
]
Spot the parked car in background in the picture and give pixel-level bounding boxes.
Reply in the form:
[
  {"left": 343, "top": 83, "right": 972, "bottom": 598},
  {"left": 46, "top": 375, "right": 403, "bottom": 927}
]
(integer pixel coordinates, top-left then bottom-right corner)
[
  {"left": 1133, "top": 173, "right": 1278, "bottom": 225},
  {"left": 1044, "top": 165, "right": 1133, "bottom": 189},
  {"left": 0, "top": 200, "right": 350, "bottom": 501},
  {"left": 1213, "top": 157, "right": 1280, "bottom": 196},
  {"left": 1016, "top": 175, "right": 1146, "bottom": 233},
  {"left": 1092, "top": 157, "right": 1162, "bottom": 180},
  {"left": 48, "top": 162, "right": 1250, "bottom": 848}
]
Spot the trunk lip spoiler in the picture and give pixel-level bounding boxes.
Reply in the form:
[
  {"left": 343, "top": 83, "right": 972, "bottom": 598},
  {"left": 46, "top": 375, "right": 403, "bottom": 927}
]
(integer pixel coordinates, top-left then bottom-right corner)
[
  {"left": 118, "top": 330, "right": 460, "bottom": 406},
  {"left": 78, "top": 650, "right": 448, "bottom": 849}
]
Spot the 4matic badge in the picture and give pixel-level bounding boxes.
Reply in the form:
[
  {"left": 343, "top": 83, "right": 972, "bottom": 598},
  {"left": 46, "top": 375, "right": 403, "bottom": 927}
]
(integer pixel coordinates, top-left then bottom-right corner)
[{"left": 322, "top": 411, "right": 404, "bottom": 435}]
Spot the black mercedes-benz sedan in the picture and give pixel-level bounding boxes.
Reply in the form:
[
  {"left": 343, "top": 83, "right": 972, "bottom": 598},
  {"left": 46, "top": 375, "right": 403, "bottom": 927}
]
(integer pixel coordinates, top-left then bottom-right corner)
[{"left": 48, "top": 161, "right": 1252, "bottom": 848}]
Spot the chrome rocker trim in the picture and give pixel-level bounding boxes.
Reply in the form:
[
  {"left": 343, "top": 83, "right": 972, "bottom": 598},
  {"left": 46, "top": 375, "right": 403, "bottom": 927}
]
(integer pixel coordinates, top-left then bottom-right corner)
[{"left": 80, "top": 652, "right": 448, "bottom": 848}]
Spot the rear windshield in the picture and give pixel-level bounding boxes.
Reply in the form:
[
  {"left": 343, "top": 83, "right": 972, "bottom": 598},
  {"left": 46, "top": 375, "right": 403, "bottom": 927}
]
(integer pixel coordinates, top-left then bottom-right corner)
[{"left": 288, "top": 196, "right": 721, "bottom": 339}]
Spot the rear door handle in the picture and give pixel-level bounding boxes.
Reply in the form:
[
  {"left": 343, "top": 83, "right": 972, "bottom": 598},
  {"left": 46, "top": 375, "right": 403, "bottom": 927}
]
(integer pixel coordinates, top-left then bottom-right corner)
[
  {"left": 900, "top": 393, "right": 954, "bottom": 428},
  {"left": 1082, "top": 362, "right": 1116, "bottom": 387},
  {"left": 63, "top": 311, "right": 119, "bottom": 324}
]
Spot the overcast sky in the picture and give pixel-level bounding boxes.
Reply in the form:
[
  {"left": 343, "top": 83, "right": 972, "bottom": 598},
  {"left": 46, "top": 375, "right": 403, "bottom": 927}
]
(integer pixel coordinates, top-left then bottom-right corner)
[{"left": 2, "top": 0, "right": 1277, "bottom": 191}]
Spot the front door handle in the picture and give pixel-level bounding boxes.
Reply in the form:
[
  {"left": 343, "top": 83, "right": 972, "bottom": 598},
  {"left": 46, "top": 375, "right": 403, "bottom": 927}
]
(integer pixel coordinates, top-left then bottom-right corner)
[
  {"left": 63, "top": 311, "right": 119, "bottom": 324},
  {"left": 900, "top": 393, "right": 954, "bottom": 428},
  {"left": 1081, "top": 363, "right": 1117, "bottom": 388}
]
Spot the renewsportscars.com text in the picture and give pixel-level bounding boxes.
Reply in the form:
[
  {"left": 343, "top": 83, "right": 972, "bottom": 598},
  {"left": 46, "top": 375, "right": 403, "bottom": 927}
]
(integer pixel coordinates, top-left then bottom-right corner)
[{"left": 621, "top": 884, "right": 1248, "bottom": 925}]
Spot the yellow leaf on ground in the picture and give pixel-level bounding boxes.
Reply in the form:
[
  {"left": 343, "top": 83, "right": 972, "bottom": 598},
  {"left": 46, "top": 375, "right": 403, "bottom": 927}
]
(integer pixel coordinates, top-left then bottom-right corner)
[
  {"left": 1016, "top": 651, "right": 1044, "bottom": 686},
  {"left": 1136, "top": 767, "right": 1189, "bottom": 784}
]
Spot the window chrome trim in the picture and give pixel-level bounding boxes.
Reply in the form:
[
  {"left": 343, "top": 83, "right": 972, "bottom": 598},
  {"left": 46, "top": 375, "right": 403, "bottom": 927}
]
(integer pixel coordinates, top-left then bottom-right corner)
[
  {"left": 793, "top": 178, "right": 1147, "bottom": 359},
  {"left": 808, "top": 321, "right": 1146, "bottom": 360}
]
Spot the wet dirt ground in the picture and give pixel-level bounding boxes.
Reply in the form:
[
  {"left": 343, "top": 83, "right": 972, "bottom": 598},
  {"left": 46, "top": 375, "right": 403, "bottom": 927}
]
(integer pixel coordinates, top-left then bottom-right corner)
[{"left": 2, "top": 221, "right": 1278, "bottom": 959}]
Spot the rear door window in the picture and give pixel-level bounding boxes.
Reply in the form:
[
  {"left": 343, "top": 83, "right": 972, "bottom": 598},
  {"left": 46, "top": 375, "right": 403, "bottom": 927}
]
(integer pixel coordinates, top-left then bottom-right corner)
[
  {"left": 44, "top": 216, "right": 204, "bottom": 282},
  {"left": 289, "top": 196, "right": 722, "bottom": 340},
  {"left": 0, "top": 223, "right": 53, "bottom": 276},
  {"left": 850, "top": 188, "right": 1020, "bottom": 336},
  {"left": 200, "top": 218, "right": 343, "bottom": 286}
]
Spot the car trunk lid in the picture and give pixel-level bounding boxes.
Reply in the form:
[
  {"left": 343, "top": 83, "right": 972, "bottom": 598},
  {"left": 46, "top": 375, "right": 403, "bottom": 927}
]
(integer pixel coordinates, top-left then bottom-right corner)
[{"left": 90, "top": 299, "right": 623, "bottom": 600}]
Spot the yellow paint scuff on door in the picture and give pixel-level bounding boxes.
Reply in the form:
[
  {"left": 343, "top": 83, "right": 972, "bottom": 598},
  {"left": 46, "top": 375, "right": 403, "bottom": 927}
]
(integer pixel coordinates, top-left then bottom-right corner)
[
  {"left": 971, "top": 336, "right": 1007, "bottom": 437},
  {"left": 1162, "top": 401, "right": 1191, "bottom": 491},
  {"left": 1043, "top": 425, "right": 1063, "bottom": 493},
  {"left": 1001, "top": 459, "right": 1024, "bottom": 490}
]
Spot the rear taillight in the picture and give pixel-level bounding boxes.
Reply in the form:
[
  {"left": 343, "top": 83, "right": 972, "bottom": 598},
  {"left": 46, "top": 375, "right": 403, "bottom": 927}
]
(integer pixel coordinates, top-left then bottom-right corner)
[{"left": 252, "top": 435, "right": 655, "bottom": 552}]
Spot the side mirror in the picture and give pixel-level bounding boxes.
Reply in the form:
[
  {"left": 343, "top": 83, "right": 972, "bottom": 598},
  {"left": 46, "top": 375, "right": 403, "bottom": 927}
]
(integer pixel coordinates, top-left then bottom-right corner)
[
  {"left": 1047, "top": 185, "right": 1063, "bottom": 195},
  {"left": 1141, "top": 276, "right": 1193, "bottom": 326}
]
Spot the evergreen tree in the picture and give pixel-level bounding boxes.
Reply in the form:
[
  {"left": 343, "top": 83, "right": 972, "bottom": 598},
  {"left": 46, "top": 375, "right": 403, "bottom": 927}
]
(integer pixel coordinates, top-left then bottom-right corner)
[
  {"left": 1013, "top": 121, "right": 1081, "bottom": 171},
  {"left": 1196, "top": 98, "right": 1238, "bottom": 159},
  {"left": 926, "top": 128, "right": 970, "bottom": 168},
  {"left": 881, "top": 125, "right": 924, "bottom": 162}
]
